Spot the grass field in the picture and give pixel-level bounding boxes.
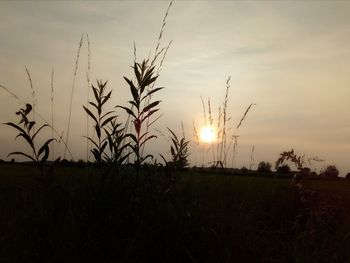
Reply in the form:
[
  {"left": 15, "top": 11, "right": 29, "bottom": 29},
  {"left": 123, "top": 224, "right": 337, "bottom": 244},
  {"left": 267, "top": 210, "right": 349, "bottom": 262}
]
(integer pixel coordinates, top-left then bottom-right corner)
[{"left": 0, "top": 163, "right": 349, "bottom": 262}]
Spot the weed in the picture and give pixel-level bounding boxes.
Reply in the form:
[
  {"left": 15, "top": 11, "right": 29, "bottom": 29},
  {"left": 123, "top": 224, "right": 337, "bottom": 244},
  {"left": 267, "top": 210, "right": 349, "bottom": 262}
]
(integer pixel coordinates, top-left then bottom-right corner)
[
  {"left": 4, "top": 104, "right": 56, "bottom": 163},
  {"left": 160, "top": 126, "right": 190, "bottom": 169},
  {"left": 83, "top": 80, "right": 117, "bottom": 163},
  {"left": 117, "top": 60, "right": 163, "bottom": 167}
]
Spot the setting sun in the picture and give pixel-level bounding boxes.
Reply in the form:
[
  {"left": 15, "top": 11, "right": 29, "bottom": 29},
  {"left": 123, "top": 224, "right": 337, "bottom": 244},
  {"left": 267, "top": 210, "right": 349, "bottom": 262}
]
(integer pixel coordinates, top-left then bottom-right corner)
[{"left": 200, "top": 126, "right": 216, "bottom": 144}]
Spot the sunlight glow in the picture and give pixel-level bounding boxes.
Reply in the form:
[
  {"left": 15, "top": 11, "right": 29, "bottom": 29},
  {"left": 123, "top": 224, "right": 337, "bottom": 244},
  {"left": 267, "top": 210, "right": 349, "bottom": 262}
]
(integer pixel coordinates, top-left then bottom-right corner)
[{"left": 200, "top": 126, "right": 216, "bottom": 144}]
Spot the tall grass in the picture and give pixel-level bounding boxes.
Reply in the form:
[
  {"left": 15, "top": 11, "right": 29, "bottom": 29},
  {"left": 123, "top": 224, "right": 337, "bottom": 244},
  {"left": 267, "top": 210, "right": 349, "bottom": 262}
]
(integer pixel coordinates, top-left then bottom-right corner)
[
  {"left": 51, "top": 67, "right": 54, "bottom": 160},
  {"left": 195, "top": 76, "right": 255, "bottom": 168},
  {"left": 64, "top": 34, "right": 84, "bottom": 160},
  {"left": 117, "top": 60, "right": 163, "bottom": 167}
]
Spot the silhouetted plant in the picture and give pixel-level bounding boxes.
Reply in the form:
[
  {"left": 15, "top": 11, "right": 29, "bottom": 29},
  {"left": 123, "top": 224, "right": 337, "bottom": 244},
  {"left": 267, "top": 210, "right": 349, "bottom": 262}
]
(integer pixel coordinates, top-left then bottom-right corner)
[
  {"left": 160, "top": 127, "right": 189, "bottom": 169},
  {"left": 257, "top": 161, "right": 272, "bottom": 173},
  {"left": 117, "top": 60, "right": 163, "bottom": 167},
  {"left": 320, "top": 165, "right": 339, "bottom": 179},
  {"left": 104, "top": 119, "right": 130, "bottom": 165},
  {"left": 83, "top": 80, "right": 116, "bottom": 163},
  {"left": 4, "top": 103, "right": 55, "bottom": 163},
  {"left": 276, "top": 164, "right": 291, "bottom": 174},
  {"left": 276, "top": 149, "right": 323, "bottom": 171}
]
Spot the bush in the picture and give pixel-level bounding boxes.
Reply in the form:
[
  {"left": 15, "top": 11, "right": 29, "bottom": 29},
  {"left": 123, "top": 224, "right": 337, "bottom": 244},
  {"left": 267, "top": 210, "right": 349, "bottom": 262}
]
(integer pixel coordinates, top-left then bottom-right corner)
[
  {"left": 257, "top": 161, "right": 272, "bottom": 173},
  {"left": 276, "top": 164, "right": 291, "bottom": 174},
  {"left": 320, "top": 165, "right": 339, "bottom": 179}
]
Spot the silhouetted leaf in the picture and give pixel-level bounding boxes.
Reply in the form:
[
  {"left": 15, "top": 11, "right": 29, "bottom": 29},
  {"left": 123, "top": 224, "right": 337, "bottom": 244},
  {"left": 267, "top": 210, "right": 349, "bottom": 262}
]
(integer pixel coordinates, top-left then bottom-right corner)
[
  {"left": 38, "top": 138, "right": 56, "bottom": 159},
  {"left": 4, "top": 122, "right": 27, "bottom": 136},
  {"left": 8, "top": 152, "right": 36, "bottom": 162},
  {"left": 116, "top": 106, "right": 136, "bottom": 118},
  {"left": 83, "top": 106, "right": 98, "bottom": 124},
  {"left": 101, "top": 116, "right": 115, "bottom": 128},
  {"left": 88, "top": 102, "right": 98, "bottom": 110},
  {"left": 140, "top": 135, "right": 156, "bottom": 148},
  {"left": 141, "top": 87, "right": 164, "bottom": 101},
  {"left": 133, "top": 63, "right": 142, "bottom": 86},
  {"left": 95, "top": 124, "right": 101, "bottom": 138},
  {"left": 101, "top": 111, "right": 115, "bottom": 120},
  {"left": 101, "top": 91, "right": 112, "bottom": 106},
  {"left": 92, "top": 86, "right": 99, "bottom": 102},
  {"left": 124, "top": 77, "right": 139, "bottom": 102},
  {"left": 141, "top": 101, "right": 160, "bottom": 115}
]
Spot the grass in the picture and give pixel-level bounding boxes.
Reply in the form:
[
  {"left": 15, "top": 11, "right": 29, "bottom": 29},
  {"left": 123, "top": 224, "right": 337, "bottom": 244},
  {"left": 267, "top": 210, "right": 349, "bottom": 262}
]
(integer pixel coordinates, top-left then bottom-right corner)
[{"left": 0, "top": 163, "right": 349, "bottom": 262}]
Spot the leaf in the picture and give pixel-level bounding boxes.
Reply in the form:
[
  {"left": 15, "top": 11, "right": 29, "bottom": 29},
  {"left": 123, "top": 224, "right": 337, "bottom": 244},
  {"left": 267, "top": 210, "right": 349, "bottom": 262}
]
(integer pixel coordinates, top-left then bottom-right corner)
[
  {"left": 143, "top": 76, "right": 158, "bottom": 88},
  {"left": 8, "top": 152, "right": 36, "bottom": 162},
  {"left": 128, "top": 100, "right": 139, "bottom": 109},
  {"left": 167, "top": 128, "right": 178, "bottom": 142},
  {"left": 95, "top": 124, "right": 101, "bottom": 139},
  {"left": 140, "top": 135, "right": 157, "bottom": 148},
  {"left": 92, "top": 86, "right": 99, "bottom": 102},
  {"left": 4, "top": 122, "right": 27, "bottom": 136},
  {"left": 101, "top": 91, "right": 112, "bottom": 106},
  {"left": 159, "top": 154, "right": 167, "bottom": 164},
  {"left": 83, "top": 106, "right": 98, "bottom": 124},
  {"left": 141, "top": 101, "right": 160, "bottom": 115},
  {"left": 141, "top": 109, "right": 159, "bottom": 123},
  {"left": 141, "top": 87, "right": 164, "bottom": 102},
  {"left": 101, "top": 116, "right": 116, "bottom": 128},
  {"left": 170, "top": 146, "right": 175, "bottom": 157},
  {"left": 125, "top": 133, "right": 138, "bottom": 144},
  {"left": 91, "top": 148, "right": 101, "bottom": 162},
  {"left": 38, "top": 138, "right": 56, "bottom": 159},
  {"left": 40, "top": 145, "right": 49, "bottom": 162},
  {"left": 141, "top": 154, "right": 153, "bottom": 163},
  {"left": 116, "top": 106, "right": 136, "bottom": 119},
  {"left": 28, "top": 121, "right": 35, "bottom": 132},
  {"left": 133, "top": 63, "right": 142, "bottom": 86},
  {"left": 83, "top": 136, "right": 99, "bottom": 149},
  {"left": 101, "top": 111, "right": 115, "bottom": 120},
  {"left": 16, "top": 133, "right": 35, "bottom": 152},
  {"left": 88, "top": 101, "right": 99, "bottom": 110},
  {"left": 100, "top": 141, "right": 108, "bottom": 154},
  {"left": 124, "top": 77, "right": 139, "bottom": 102}
]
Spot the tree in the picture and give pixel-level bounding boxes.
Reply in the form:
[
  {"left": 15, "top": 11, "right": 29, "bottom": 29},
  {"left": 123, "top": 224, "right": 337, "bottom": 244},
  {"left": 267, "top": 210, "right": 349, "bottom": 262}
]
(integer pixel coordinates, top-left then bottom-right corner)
[
  {"left": 257, "top": 161, "right": 272, "bottom": 173},
  {"left": 320, "top": 165, "right": 339, "bottom": 179},
  {"left": 276, "top": 164, "right": 291, "bottom": 174}
]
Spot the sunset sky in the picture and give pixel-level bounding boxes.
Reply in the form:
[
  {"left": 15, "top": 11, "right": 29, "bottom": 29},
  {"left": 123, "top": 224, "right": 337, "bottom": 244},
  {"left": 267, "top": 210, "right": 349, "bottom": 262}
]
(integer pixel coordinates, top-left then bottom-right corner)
[{"left": 1, "top": 1, "right": 350, "bottom": 174}]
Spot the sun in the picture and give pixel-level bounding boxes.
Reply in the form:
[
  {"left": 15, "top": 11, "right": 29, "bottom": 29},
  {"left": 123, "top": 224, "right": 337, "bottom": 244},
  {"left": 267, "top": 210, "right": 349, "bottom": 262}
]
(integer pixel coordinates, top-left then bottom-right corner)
[{"left": 200, "top": 126, "right": 216, "bottom": 144}]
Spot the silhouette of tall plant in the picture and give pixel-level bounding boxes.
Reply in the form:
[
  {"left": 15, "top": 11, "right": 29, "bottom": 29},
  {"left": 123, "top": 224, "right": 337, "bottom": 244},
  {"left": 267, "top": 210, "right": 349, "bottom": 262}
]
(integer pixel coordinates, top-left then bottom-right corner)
[
  {"left": 160, "top": 127, "right": 189, "bottom": 169},
  {"left": 117, "top": 60, "right": 163, "bottom": 167},
  {"left": 104, "top": 119, "right": 130, "bottom": 165},
  {"left": 83, "top": 80, "right": 116, "bottom": 163},
  {"left": 4, "top": 103, "right": 55, "bottom": 163}
]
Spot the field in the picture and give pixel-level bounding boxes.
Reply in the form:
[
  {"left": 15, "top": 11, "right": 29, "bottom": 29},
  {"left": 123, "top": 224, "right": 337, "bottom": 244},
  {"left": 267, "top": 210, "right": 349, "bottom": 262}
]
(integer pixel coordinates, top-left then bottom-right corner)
[{"left": 1, "top": 163, "right": 350, "bottom": 262}]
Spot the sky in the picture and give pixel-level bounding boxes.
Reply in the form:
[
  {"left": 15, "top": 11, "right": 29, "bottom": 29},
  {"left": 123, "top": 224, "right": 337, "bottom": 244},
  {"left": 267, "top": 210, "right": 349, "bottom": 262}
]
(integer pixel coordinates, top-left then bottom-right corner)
[{"left": 1, "top": 1, "right": 350, "bottom": 175}]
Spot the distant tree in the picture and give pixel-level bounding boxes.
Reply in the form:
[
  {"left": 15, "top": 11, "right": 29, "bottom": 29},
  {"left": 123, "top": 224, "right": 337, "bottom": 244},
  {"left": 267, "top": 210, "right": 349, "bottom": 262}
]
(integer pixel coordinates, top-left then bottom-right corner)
[
  {"left": 276, "top": 164, "right": 291, "bottom": 174},
  {"left": 257, "top": 161, "right": 272, "bottom": 173},
  {"left": 320, "top": 165, "right": 339, "bottom": 179},
  {"left": 241, "top": 166, "right": 248, "bottom": 174}
]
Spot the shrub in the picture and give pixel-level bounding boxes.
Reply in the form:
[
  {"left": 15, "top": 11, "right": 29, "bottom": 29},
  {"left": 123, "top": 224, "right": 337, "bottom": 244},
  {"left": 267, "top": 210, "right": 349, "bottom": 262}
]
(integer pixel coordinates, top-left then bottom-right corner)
[
  {"left": 346, "top": 173, "right": 350, "bottom": 180},
  {"left": 276, "top": 164, "right": 291, "bottom": 174},
  {"left": 320, "top": 165, "right": 339, "bottom": 179},
  {"left": 257, "top": 161, "right": 272, "bottom": 173}
]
